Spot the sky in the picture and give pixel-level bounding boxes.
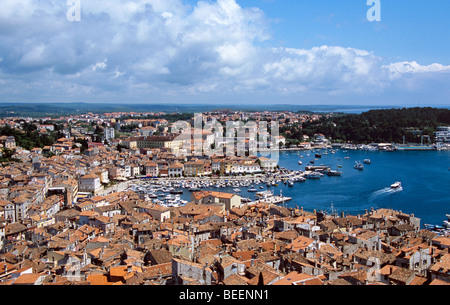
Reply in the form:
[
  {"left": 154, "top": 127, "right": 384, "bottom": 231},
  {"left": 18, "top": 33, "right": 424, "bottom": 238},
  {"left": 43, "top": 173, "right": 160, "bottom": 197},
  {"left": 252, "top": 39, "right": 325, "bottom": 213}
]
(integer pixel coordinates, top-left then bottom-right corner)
[{"left": 0, "top": 0, "right": 449, "bottom": 106}]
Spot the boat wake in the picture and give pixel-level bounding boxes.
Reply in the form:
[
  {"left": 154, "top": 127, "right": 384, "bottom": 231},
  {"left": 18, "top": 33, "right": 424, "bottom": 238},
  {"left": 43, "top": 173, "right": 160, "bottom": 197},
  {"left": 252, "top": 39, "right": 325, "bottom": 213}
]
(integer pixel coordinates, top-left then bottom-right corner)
[{"left": 369, "top": 186, "right": 403, "bottom": 199}]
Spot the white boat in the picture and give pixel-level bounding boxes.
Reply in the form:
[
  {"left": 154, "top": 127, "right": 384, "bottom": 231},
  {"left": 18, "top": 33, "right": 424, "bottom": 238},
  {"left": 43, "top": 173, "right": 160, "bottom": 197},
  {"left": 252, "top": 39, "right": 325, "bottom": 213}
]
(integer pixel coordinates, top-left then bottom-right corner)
[
  {"left": 298, "top": 161, "right": 303, "bottom": 165},
  {"left": 391, "top": 182, "right": 402, "bottom": 189},
  {"left": 305, "top": 172, "right": 323, "bottom": 179},
  {"left": 233, "top": 188, "right": 242, "bottom": 193},
  {"left": 256, "top": 190, "right": 274, "bottom": 198},
  {"left": 354, "top": 162, "right": 364, "bottom": 170},
  {"left": 363, "top": 159, "right": 371, "bottom": 164}
]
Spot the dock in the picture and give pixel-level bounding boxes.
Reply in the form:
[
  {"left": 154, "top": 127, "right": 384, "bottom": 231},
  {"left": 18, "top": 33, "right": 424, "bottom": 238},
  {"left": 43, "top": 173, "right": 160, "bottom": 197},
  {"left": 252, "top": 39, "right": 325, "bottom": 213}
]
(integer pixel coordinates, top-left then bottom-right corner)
[{"left": 304, "top": 165, "right": 331, "bottom": 172}]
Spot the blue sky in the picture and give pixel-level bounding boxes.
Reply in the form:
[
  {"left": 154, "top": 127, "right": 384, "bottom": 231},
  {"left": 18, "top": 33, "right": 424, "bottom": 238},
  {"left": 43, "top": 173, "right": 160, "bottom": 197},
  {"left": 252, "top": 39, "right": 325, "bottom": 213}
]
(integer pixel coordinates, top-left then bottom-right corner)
[
  {"left": 234, "top": 0, "right": 450, "bottom": 65},
  {"left": 0, "top": 0, "right": 449, "bottom": 106}
]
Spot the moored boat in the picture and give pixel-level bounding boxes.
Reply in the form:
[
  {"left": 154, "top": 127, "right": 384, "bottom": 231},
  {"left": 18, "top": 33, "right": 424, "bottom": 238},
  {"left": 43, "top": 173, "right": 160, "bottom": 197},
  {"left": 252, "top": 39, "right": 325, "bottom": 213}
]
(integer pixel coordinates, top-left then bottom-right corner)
[
  {"left": 354, "top": 162, "right": 364, "bottom": 170},
  {"left": 306, "top": 172, "right": 323, "bottom": 179},
  {"left": 326, "top": 169, "right": 342, "bottom": 176}
]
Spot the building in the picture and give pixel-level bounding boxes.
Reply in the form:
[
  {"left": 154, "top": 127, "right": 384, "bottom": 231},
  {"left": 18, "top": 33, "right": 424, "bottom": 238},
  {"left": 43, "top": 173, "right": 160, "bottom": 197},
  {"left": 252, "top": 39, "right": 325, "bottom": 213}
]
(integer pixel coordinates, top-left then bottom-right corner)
[
  {"left": 144, "top": 162, "right": 159, "bottom": 177},
  {"left": 184, "top": 160, "right": 204, "bottom": 177},
  {"left": 4, "top": 136, "right": 16, "bottom": 149},
  {"left": 168, "top": 162, "right": 184, "bottom": 177},
  {"left": 435, "top": 126, "right": 450, "bottom": 144},
  {"left": 258, "top": 157, "right": 278, "bottom": 172},
  {"left": 147, "top": 205, "right": 171, "bottom": 222},
  {"left": 121, "top": 135, "right": 183, "bottom": 155},
  {"left": 103, "top": 127, "right": 115, "bottom": 141},
  {"left": 78, "top": 173, "right": 103, "bottom": 195},
  {"left": 191, "top": 191, "right": 241, "bottom": 211}
]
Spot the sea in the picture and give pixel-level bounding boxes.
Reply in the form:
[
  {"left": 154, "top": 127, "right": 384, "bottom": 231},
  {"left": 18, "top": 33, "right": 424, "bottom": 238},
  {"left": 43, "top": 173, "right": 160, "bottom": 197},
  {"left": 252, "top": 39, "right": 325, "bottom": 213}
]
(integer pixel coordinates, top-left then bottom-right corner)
[{"left": 177, "top": 149, "right": 450, "bottom": 228}]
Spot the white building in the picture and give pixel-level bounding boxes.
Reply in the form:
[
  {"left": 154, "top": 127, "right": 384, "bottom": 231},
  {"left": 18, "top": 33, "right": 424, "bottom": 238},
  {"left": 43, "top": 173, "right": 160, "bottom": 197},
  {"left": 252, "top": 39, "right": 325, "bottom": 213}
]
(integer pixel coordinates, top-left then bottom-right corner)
[
  {"left": 259, "top": 157, "right": 278, "bottom": 172},
  {"left": 168, "top": 162, "right": 184, "bottom": 177},
  {"left": 104, "top": 127, "right": 115, "bottom": 140},
  {"left": 435, "top": 126, "right": 450, "bottom": 143},
  {"left": 78, "top": 173, "right": 103, "bottom": 194}
]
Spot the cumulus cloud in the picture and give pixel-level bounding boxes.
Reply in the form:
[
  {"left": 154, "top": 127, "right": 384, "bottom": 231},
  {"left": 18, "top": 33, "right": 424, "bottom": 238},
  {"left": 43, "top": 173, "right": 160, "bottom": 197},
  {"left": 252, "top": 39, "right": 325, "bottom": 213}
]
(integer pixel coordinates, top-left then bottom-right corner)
[
  {"left": 384, "top": 61, "right": 450, "bottom": 77},
  {"left": 0, "top": 0, "right": 448, "bottom": 103}
]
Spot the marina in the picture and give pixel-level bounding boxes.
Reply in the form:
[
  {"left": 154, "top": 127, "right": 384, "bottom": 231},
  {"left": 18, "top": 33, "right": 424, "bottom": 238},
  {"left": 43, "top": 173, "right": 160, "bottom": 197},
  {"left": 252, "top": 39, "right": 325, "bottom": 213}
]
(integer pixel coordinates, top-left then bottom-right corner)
[{"left": 120, "top": 148, "right": 450, "bottom": 232}]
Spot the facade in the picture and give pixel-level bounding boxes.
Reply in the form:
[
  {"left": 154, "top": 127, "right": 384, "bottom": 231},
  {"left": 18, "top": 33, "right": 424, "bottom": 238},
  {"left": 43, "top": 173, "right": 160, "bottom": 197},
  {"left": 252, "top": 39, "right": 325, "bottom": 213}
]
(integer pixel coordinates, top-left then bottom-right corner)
[
  {"left": 144, "top": 162, "right": 159, "bottom": 177},
  {"left": 259, "top": 157, "right": 278, "bottom": 172},
  {"left": 191, "top": 191, "right": 241, "bottom": 211},
  {"left": 147, "top": 205, "right": 171, "bottom": 222},
  {"left": 184, "top": 161, "right": 204, "bottom": 177},
  {"left": 103, "top": 127, "right": 115, "bottom": 141},
  {"left": 78, "top": 174, "right": 103, "bottom": 194},
  {"left": 121, "top": 135, "right": 183, "bottom": 155},
  {"left": 4, "top": 136, "right": 16, "bottom": 149},
  {"left": 435, "top": 126, "right": 450, "bottom": 144},
  {"left": 168, "top": 162, "right": 183, "bottom": 177}
]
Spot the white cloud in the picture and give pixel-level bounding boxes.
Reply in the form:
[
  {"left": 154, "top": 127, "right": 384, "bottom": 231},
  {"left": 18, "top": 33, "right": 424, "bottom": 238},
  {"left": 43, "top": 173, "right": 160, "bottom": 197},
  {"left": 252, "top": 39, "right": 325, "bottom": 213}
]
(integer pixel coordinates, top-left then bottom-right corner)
[
  {"left": 384, "top": 61, "right": 450, "bottom": 78},
  {"left": 92, "top": 59, "right": 108, "bottom": 72},
  {"left": 0, "top": 0, "right": 448, "bottom": 104}
]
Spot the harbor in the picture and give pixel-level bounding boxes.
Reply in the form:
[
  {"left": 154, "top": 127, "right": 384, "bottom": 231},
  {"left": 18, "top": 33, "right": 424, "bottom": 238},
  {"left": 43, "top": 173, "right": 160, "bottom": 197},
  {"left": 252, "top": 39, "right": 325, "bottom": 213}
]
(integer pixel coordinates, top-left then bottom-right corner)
[
  {"left": 106, "top": 147, "right": 450, "bottom": 232},
  {"left": 124, "top": 174, "right": 300, "bottom": 208}
]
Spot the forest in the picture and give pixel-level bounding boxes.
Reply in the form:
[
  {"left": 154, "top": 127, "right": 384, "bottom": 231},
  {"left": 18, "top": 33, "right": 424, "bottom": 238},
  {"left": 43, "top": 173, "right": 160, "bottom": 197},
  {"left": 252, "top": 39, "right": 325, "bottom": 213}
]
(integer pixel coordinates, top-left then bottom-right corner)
[{"left": 286, "top": 107, "right": 450, "bottom": 144}]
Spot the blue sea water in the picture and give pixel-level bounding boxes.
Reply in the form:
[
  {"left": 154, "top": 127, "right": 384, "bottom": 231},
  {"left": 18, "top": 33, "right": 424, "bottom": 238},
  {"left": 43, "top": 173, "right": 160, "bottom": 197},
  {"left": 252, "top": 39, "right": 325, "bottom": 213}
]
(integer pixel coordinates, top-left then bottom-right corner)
[
  {"left": 276, "top": 149, "right": 450, "bottom": 227},
  {"left": 179, "top": 149, "right": 450, "bottom": 227}
]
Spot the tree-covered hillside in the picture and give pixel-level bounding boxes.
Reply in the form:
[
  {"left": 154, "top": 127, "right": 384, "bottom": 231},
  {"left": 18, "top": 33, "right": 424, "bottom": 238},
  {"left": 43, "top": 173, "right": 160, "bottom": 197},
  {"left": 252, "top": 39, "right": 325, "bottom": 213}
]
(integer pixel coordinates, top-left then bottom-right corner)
[{"left": 300, "top": 107, "right": 450, "bottom": 144}]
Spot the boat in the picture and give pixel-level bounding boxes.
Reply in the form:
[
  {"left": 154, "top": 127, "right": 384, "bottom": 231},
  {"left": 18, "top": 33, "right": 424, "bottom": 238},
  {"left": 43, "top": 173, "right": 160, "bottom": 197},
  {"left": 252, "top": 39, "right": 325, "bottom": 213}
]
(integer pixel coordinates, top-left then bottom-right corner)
[
  {"left": 363, "top": 159, "right": 371, "bottom": 164},
  {"left": 306, "top": 172, "right": 323, "bottom": 179},
  {"left": 326, "top": 169, "right": 342, "bottom": 176},
  {"left": 148, "top": 193, "right": 158, "bottom": 199},
  {"left": 298, "top": 161, "right": 303, "bottom": 165},
  {"left": 248, "top": 187, "right": 258, "bottom": 192},
  {"left": 256, "top": 190, "right": 274, "bottom": 198},
  {"left": 354, "top": 162, "right": 364, "bottom": 170},
  {"left": 315, "top": 154, "right": 322, "bottom": 158},
  {"left": 170, "top": 189, "right": 183, "bottom": 194},
  {"left": 391, "top": 181, "right": 402, "bottom": 189},
  {"left": 233, "top": 188, "right": 242, "bottom": 193},
  {"left": 288, "top": 180, "right": 294, "bottom": 187},
  {"left": 296, "top": 177, "right": 306, "bottom": 182}
]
